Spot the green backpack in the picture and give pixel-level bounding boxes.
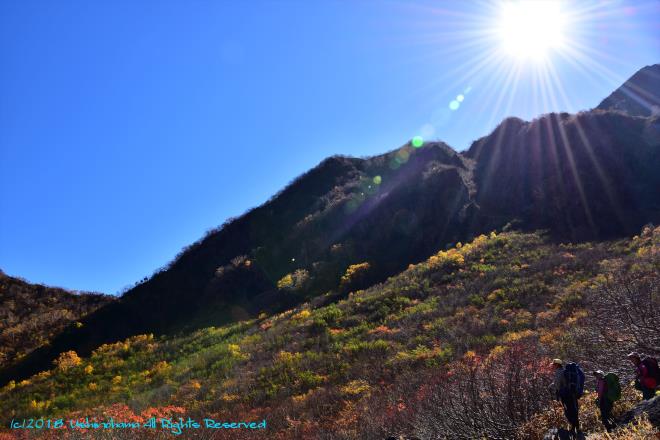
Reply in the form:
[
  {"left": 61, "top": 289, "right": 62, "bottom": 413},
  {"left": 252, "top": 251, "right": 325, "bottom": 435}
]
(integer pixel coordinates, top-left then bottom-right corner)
[{"left": 605, "top": 372, "right": 621, "bottom": 402}]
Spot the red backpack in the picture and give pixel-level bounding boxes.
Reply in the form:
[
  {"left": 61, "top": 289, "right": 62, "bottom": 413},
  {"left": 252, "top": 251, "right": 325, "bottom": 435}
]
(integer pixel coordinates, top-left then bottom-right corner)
[{"left": 641, "top": 357, "right": 660, "bottom": 388}]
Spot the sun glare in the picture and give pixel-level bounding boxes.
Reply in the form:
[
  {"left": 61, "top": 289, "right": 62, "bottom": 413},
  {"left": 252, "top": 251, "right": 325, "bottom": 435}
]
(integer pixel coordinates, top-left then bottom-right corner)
[{"left": 498, "top": 1, "right": 566, "bottom": 61}]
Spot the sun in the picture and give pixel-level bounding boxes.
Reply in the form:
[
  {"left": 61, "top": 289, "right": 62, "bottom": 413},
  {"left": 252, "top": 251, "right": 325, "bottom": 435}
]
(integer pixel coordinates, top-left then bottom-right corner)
[{"left": 497, "top": 1, "right": 567, "bottom": 61}]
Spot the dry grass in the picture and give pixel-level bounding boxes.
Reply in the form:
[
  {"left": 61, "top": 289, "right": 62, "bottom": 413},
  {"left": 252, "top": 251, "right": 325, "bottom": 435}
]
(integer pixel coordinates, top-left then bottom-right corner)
[
  {"left": 587, "top": 415, "right": 659, "bottom": 440},
  {"left": 517, "top": 387, "right": 651, "bottom": 440}
]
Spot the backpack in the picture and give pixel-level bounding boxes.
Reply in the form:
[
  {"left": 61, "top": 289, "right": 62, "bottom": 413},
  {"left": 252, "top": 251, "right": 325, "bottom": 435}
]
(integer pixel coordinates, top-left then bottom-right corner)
[
  {"left": 605, "top": 372, "right": 621, "bottom": 402},
  {"left": 562, "top": 362, "right": 585, "bottom": 398},
  {"left": 641, "top": 357, "right": 660, "bottom": 387}
]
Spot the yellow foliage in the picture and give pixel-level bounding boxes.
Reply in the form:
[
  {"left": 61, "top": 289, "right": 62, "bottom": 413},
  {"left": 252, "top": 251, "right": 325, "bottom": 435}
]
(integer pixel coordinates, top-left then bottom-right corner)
[
  {"left": 84, "top": 364, "right": 94, "bottom": 375},
  {"left": 539, "top": 328, "right": 562, "bottom": 347},
  {"left": 428, "top": 248, "right": 465, "bottom": 268},
  {"left": 487, "top": 345, "right": 508, "bottom": 360},
  {"left": 277, "top": 273, "right": 294, "bottom": 289},
  {"left": 54, "top": 350, "right": 82, "bottom": 371},
  {"left": 340, "top": 262, "right": 371, "bottom": 286},
  {"left": 588, "top": 415, "right": 657, "bottom": 439},
  {"left": 292, "top": 392, "right": 311, "bottom": 403},
  {"left": 29, "top": 400, "right": 50, "bottom": 411},
  {"left": 276, "top": 351, "right": 302, "bottom": 364},
  {"left": 221, "top": 393, "right": 239, "bottom": 402},
  {"left": 152, "top": 361, "right": 171, "bottom": 374},
  {"left": 503, "top": 329, "right": 536, "bottom": 342},
  {"left": 341, "top": 379, "right": 371, "bottom": 396},
  {"left": 227, "top": 344, "right": 249, "bottom": 360},
  {"left": 88, "top": 382, "right": 98, "bottom": 391},
  {"left": 111, "top": 375, "right": 122, "bottom": 385},
  {"left": 292, "top": 309, "right": 311, "bottom": 321}
]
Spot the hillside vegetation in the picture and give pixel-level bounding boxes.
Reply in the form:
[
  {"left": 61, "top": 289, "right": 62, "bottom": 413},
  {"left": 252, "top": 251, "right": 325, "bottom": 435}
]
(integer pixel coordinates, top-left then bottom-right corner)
[
  {"left": 5, "top": 106, "right": 659, "bottom": 386},
  {"left": 1, "top": 226, "right": 657, "bottom": 439},
  {"left": 2, "top": 67, "right": 655, "bottom": 386},
  {"left": 0, "top": 273, "right": 112, "bottom": 368},
  {"left": 1, "top": 64, "right": 658, "bottom": 439}
]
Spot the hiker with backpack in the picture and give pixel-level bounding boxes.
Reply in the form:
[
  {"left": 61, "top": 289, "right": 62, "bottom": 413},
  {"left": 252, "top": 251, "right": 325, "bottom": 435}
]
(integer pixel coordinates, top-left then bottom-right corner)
[
  {"left": 593, "top": 370, "right": 620, "bottom": 432},
  {"left": 627, "top": 352, "right": 659, "bottom": 400},
  {"left": 550, "top": 359, "right": 584, "bottom": 435}
]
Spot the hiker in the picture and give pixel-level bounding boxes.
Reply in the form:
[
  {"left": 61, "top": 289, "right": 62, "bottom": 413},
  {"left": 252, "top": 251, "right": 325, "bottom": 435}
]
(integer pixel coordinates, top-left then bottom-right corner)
[
  {"left": 550, "top": 359, "right": 584, "bottom": 435},
  {"left": 593, "top": 370, "right": 619, "bottom": 432},
  {"left": 627, "top": 352, "right": 659, "bottom": 400}
]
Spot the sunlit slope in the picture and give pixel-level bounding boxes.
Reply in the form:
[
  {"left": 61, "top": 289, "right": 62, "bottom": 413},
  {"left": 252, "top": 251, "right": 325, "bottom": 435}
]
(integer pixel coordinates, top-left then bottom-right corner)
[{"left": 1, "top": 228, "right": 657, "bottom": 438}]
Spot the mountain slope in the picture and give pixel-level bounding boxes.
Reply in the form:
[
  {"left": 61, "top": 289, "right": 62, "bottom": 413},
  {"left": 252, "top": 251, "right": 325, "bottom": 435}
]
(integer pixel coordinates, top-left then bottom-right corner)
[
  {"left": 2, "top": 64, "right": 660, "bottom": 388},
  {"left": 597, "top": 64, "right": 660, "bottom": 116},
  {"left": 0, "top": 272, "right": 112, "bottom": 368},
  {"left": 0, "top": 142, "right": 475, "bottom": 384},
  {"left": 1, "top": 228, "right": 657, "bottom": 439},
  {"left": 466, "top": 111, "right": 660, "bottom": 239}
]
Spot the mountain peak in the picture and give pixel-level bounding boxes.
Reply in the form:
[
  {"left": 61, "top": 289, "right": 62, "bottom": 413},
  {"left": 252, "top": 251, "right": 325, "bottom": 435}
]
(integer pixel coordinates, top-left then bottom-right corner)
[{"left": 596, "top": 63, "right": 660, "bottom": 117}]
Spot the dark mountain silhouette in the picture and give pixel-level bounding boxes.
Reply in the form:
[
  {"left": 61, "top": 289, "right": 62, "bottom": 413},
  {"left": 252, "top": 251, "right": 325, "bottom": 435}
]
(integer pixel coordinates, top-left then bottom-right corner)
[
  {"left": 1, "top": 64, "right": 659, "bottom": 386},
  {"left": 466, "top": 111, "right": 660, "bottom": 239},
  {"left": 597, "top": 64, "right": 660, "bottom": 116}
]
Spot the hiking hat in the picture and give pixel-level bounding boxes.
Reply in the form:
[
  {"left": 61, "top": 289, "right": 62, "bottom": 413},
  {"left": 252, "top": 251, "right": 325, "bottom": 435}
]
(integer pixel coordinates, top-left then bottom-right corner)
[
  {"left": 592, "top": 370, "right": 605, "bottom": 377},
  {"left": 552, "top": 358, "right": 563, "bottom": 366},
  {"left": 627, "top": 352, "right": 641, "bottom": 359}
]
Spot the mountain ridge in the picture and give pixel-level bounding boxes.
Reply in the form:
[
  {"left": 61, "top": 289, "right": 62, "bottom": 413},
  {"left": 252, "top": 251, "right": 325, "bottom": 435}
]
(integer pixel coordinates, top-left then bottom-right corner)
[
  {"left": 0, "top": 271, "right": 112, "bottom": 369},
  {"left": 1, "top": 64, "right": 659, "bottom": 387},
  {"left": 596, "top": 63, "right": 660, "bottom": 116}
]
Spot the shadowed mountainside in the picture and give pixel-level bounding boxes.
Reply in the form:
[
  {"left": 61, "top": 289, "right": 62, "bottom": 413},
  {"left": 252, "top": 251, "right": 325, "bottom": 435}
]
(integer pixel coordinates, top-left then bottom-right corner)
[
  {"left": 0, "top": 272, "right": 112, "bottom": 368},
  {"left": 1, "top": 64, "right": 659, "bottom": 387},
  {"left": 466, "top": 111, "right": 660, "bottom": 239},
  {"left": 596, "top": 63, "right": 660, "bottom": 117}
]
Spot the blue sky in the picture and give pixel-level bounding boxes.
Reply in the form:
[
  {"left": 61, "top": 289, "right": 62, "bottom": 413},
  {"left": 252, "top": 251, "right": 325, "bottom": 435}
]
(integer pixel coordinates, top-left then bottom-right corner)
[{"left": 1, "top": 0, "right": 658, "bottom": 294}]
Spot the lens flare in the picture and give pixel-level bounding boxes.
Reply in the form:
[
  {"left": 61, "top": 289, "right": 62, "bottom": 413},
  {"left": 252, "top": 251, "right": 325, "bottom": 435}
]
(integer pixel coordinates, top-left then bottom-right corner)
[{"left": 396, "top": 148, "right": 410, "bottom": 163}]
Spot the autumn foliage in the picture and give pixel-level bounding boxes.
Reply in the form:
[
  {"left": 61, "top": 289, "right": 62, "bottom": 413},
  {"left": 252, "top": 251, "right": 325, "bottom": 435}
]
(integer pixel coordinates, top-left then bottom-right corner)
[{"left": 0, "top": 227, "right": 658, "bottom": 439}]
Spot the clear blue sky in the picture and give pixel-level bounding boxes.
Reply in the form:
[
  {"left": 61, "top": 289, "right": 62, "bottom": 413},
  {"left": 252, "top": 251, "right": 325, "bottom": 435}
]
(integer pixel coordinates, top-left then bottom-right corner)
[{"left": 1, "top": 1, "right": 658, "bottom": 294}]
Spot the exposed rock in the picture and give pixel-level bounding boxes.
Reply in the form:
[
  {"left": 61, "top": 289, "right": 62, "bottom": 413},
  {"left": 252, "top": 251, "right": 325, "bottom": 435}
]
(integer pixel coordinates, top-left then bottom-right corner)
[
  {"left": 543, "top": 428, "right": 586, "bottom": 440},
  {"left": 619, "top": 395, "right": 660, "bottom": 427}
]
